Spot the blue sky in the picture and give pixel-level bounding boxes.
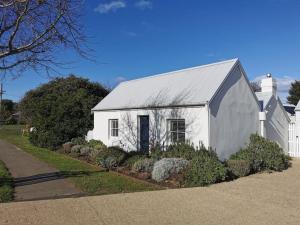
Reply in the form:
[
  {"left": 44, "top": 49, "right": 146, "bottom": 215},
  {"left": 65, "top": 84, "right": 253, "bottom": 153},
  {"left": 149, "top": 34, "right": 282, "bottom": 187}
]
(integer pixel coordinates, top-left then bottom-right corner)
[{"left": 3, "top": 0, "right": 300, "bottom": 103}]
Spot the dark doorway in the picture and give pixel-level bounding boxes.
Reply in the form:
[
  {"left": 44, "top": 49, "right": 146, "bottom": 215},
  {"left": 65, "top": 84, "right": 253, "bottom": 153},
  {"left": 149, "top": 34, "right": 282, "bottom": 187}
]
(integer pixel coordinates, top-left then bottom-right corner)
[{"left": 139, "top": 116, "right": 149, "bottom": 153}]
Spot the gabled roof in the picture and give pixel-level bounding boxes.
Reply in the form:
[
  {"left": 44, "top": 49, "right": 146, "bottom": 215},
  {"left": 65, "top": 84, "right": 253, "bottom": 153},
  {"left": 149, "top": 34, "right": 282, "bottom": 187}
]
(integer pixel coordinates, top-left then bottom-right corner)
[
  {"left": 93, "top": 59, "right": 239, "bottom": 111},
  {"left": 255, "top": 92, "right": 272, "bottom": 110},
  {"left": 296, "top": 101, "right": 300, "bottom": 111}
]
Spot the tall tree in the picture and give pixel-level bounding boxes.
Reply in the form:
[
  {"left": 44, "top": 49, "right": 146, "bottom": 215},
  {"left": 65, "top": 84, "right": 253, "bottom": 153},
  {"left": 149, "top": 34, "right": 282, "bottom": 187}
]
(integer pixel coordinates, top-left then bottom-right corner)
[
  {"left": 287, "top": 80, "right": 300, "bottom": 106},
  {"left": 19, "top": 75, "right": 109, "bottom": 149},
  {"left": 0, "top": 0, "right": 87, "bottom": 78}
]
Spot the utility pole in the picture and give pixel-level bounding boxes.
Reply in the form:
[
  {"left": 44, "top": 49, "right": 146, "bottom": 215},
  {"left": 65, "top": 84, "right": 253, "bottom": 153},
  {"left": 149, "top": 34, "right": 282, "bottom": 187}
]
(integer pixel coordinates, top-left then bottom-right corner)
[{"left": 0, "top": 83, "right": 5, "bottom": 120}]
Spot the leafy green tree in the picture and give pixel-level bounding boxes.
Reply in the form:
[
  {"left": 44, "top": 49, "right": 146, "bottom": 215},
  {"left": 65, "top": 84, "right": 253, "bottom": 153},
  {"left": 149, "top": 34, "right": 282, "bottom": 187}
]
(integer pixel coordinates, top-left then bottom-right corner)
[
  {"left": 0, "top": 99, "right": 17, "bottom": 120},
  {"left": 287, "top": 80, "right": 300, "bottom": 106},
  {"left": 19, "top": 75, "right": 109, "bottom": 149}
]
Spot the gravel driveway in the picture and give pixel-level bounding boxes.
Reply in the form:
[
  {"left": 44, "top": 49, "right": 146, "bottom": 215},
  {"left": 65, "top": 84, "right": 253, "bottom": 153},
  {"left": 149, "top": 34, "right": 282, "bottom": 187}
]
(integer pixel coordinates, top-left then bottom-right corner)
[{"left": 1, "top": 159, "right": 300, "bottom": 225}]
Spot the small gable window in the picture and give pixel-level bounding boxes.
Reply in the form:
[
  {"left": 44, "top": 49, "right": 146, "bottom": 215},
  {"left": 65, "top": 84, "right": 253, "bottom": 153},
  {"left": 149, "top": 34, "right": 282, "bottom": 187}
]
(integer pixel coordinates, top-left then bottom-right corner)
[
  {"left": 168, "top": 119, "right": 185, "bottom": 143},
  {"left": 109, "top": 119, "right": 119, "bottom": 137}
]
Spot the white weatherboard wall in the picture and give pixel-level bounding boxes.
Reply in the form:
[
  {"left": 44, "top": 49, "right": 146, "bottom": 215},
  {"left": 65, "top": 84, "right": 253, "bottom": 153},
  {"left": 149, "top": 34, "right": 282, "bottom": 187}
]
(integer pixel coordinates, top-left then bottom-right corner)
[
  {"left": 93, "top": 106, "right": 209, "bottom": 152},
  {"left": 209, "top": 65, "right": 260, "bottom": 159},
  {"left": 264, "top": 97, "right": 289, "bottom": 152}
]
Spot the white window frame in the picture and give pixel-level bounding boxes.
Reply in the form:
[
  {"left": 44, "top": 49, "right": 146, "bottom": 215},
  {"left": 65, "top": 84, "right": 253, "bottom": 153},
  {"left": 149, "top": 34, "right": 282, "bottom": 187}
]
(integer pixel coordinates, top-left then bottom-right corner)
[
  {"left": 109, "top": 119, "right": 119, "bottom": 137},
  {"left": 168, "top": 119, "right": 185, "bottom": 143}
]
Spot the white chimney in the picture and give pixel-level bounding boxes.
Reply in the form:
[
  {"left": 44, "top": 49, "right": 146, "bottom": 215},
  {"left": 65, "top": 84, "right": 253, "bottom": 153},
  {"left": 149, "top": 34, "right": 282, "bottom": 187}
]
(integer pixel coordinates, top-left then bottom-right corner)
[{"left": 261, "top": 73, "right": 277, "bottom": 96}]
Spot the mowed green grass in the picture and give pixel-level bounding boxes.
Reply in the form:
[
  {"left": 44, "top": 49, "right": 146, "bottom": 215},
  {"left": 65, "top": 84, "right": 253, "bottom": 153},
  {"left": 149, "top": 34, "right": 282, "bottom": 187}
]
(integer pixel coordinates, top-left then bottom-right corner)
[
  {"left": 0, "top": 160, "right": 13, "bottom": 202},
  {"left": 0, "top": 125, "right": 161, "bottom": 195}
]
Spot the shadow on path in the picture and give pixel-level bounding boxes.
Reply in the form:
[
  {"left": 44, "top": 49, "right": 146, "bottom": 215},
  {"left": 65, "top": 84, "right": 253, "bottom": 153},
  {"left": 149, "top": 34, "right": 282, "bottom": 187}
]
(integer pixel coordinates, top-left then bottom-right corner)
[{"left": 11, "top": 171, "right": 101, "bottom": 187}]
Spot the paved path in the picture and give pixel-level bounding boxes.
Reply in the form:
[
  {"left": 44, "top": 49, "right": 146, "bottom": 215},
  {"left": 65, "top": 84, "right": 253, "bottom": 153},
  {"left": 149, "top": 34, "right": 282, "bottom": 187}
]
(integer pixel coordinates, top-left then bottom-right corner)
[
  {"left": 0, "top": 140, "right": 82, "bottom": 201},
  {"left": 1, "top": 159, "right": 300, "bottom": 225}
]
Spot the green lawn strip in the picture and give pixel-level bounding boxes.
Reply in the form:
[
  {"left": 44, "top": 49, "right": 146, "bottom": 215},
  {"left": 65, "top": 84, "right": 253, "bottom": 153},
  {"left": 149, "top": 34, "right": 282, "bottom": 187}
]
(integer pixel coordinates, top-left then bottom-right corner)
[
  {"left": 0, "top": 125, "right": 161, "bottom": 195},
  {"left": 0, "top": 160, "right": 14, "bottom": 202}
]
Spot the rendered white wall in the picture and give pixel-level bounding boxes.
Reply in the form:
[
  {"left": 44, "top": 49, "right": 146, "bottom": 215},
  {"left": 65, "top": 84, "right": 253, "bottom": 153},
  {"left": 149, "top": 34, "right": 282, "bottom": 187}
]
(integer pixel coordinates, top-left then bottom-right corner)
[
  {"left": 264, "top": 97, "right": 290, "bottom": 152},
  {"left": 92, "top": 106, "right": 209, "bottom": 152},
  {"left": 209, "top": 65, "right": 260, "bottom": 160}
]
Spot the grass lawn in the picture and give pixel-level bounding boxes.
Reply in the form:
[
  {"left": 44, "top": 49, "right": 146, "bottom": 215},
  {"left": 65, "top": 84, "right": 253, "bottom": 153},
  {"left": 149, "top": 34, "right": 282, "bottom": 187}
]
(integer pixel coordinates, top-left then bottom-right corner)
[
  {"left": 0, "top": 125, "right": 161, "bottom": 195},
  {"left": 0, "top": 160, "right": 14, "bottom": 202}
]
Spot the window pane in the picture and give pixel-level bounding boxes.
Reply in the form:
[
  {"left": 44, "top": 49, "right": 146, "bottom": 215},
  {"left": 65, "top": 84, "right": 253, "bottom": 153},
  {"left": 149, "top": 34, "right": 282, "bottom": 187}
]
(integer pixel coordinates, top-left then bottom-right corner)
[
  {"left": 170, "top": 132, "right": 177, "bottom": 142},
  {"left": 178, "top": 132, "right": 185, "bottom": 142},
  {"left": 170, "top": 121, "right": 177, "bottom": 131},
  {"left": 110, "top": 119, "right": 119, "bottom": 137},
  {"left": 178, "top": 120, "right": 185, "bottom": 131}
]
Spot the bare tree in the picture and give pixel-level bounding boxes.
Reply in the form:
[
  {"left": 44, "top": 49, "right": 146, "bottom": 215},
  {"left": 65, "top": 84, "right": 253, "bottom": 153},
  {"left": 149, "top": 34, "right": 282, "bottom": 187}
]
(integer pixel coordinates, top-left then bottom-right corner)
[
  {"left": 0, "top": 0, "right": 87, "bottom": 79},
  {"left": 250, "top": 81, "right": 261, "bottom": 92}
]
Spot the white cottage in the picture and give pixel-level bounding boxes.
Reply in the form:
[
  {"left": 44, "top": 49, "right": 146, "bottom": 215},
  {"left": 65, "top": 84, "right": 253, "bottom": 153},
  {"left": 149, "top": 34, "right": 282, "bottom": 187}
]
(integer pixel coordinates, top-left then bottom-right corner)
[
  {"left": 88, "top": 59, "right": 262, "bottom": 159},
  {"left": 255, "top": 74, "right": 290, "bottom": 151}
]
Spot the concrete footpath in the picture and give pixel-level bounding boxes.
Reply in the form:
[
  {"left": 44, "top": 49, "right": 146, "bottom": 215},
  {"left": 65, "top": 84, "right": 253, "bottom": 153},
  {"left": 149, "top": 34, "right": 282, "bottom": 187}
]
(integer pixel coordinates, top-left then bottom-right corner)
[
  {"left": 0, "top": 140, "right": 82, "bottom": 201},
  {"left": 1, "top": 159, "right": 300, "bottom": 225}
]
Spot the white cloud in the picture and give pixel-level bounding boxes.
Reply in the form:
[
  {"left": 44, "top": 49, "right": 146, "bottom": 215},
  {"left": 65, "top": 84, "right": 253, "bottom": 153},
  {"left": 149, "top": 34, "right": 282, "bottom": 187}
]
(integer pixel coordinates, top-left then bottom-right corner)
[
  {"left": 94, "top": 1, "right": 126, "bottom": 14},
  {"left": 135, "top": 0, "right": 152, "bottom": 10}
]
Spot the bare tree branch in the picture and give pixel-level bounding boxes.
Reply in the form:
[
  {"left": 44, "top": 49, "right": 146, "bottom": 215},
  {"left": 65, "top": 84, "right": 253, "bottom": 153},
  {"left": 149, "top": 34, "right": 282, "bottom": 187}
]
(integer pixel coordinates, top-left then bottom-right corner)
[{"left": 0, "top": 0, "right": 88, "bottom": 79}]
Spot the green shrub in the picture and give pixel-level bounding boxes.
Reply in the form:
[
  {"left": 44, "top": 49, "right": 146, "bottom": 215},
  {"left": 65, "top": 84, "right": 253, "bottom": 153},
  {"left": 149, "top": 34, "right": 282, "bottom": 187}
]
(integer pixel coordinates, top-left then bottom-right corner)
[
  {"left": 122, "top": 154, "right": 148, "bottom": 168},
  {"left": 184, "top": 154, "right": 227, "bottom": 187},
  {"left": 62, "top": 142, "right": 73, "bottom": 153},
  {"left": 152, "top": 158, "right": 189, "bottom": 182},
  {"left": 150, "top": 147, "right": 163, "bottom": 160},
  {"left": 97, "top": 156, "right": 118, "bottom": 169},
  {"left": 226, "top": 160, "right": 251, "bottom": 178},
  {"left": 96, "top": 146, "right": 128, "bottom": 167},
  {"left": 230, "top": 134, "right": 291, "bottom": 172},
  {"left": 132, "top": 158, "right": 156, "bottom": 173},
  {"left": 80, "top": 146, "right": 93, "bottom": 156},
  {"left": 163, "top": 142, "right": 196, "bottom": 160},
  {"left": 70, "top": 145, "right": 82, "bottom": 155},
  {"left": 71, "top": 137, "right": 87, "bottom": 146},
  {"left": 87, "top": 139, "right": 106, "bottom": 148}
]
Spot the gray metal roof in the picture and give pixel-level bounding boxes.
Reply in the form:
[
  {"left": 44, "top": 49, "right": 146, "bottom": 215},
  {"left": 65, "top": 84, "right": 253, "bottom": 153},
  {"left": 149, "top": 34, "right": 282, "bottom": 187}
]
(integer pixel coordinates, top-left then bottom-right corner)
[
  {"left": 255, "top": 92, "right": 272, "bottom": 110},
  {"left": 93, "top": 58, "right": 239, "bottom": 111},
  {"left": 296, "top": 101, "right": 300, "bottom": 111}
]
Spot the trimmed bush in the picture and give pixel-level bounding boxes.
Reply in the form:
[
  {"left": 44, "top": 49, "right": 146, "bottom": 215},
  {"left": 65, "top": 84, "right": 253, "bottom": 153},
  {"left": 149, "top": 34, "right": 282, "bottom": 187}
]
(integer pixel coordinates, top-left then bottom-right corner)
[
  {"left": 163, "top": 142, "right": 196, "bottom": 160},
  {"left": 71, "top": 145, "right": 82, "bottom": 154},
  {"left": 226, "top": 160, "right": 251, "bottom": 178},
  {"left": 132, "top": 158, "right": 156, "bottom": 173},
  {"left": 150, "top": 147, "right": 163, "bottom": 160},
  {"left": 122, "top": 154, "right": 147, "bottom": 168},
  {"left": 97, "top": 156, "right": 118, "bottom": 169},
  {"left": 88, "top": 139, "right": 106, "bottom": 148},
  {"left": 80, "top": 146, "right": 93, "bottom": 156},
  {"left": 184, "top": 154, "right": 227, "bottom": 187},
  {"left": 71, "top": 137, "right": 87, "bottom": 146},
  {"left": 230, "top": 134, "right": 291, "bottom": 172},
  {"left": 151, "top": 158, "right": 189, "bottom": 182},
  {"left": 62, "top": 142, "right": 73, "bottom": 153},
  {"left": 96, "top": 146, "right": 128, "bottom": 167},
  {"left": 88, "top": 149, "right": 103, "bottom": 161}
]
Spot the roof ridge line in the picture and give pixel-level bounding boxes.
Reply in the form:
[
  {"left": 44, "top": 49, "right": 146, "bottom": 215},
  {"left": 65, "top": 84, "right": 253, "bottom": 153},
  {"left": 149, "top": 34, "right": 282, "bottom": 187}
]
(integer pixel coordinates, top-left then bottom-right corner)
[{"left": 120, "top": 58, "right": 239, "bottom": 85}]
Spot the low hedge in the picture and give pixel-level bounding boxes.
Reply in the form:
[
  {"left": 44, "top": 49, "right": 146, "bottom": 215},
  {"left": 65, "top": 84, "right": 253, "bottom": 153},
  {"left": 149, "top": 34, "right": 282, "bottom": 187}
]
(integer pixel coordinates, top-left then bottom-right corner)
[
  {"left": 226, "top": 159, "right": 251, "bottom": 178},
  {"left": 230, "top": 134, "right": 291, "bottom": 173},
  {"left": 96, "top": 146, "right": 128, "bottom": 169},
  {"left": 183, "top": 152, "right": 227, "bottom": 187}
]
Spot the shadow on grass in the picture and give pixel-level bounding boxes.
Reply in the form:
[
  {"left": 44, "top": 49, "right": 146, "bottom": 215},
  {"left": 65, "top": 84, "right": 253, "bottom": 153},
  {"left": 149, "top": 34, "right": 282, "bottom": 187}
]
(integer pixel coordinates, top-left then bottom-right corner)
[{"left": 6, "top": 171, "right": 103, "bottom": 187}]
